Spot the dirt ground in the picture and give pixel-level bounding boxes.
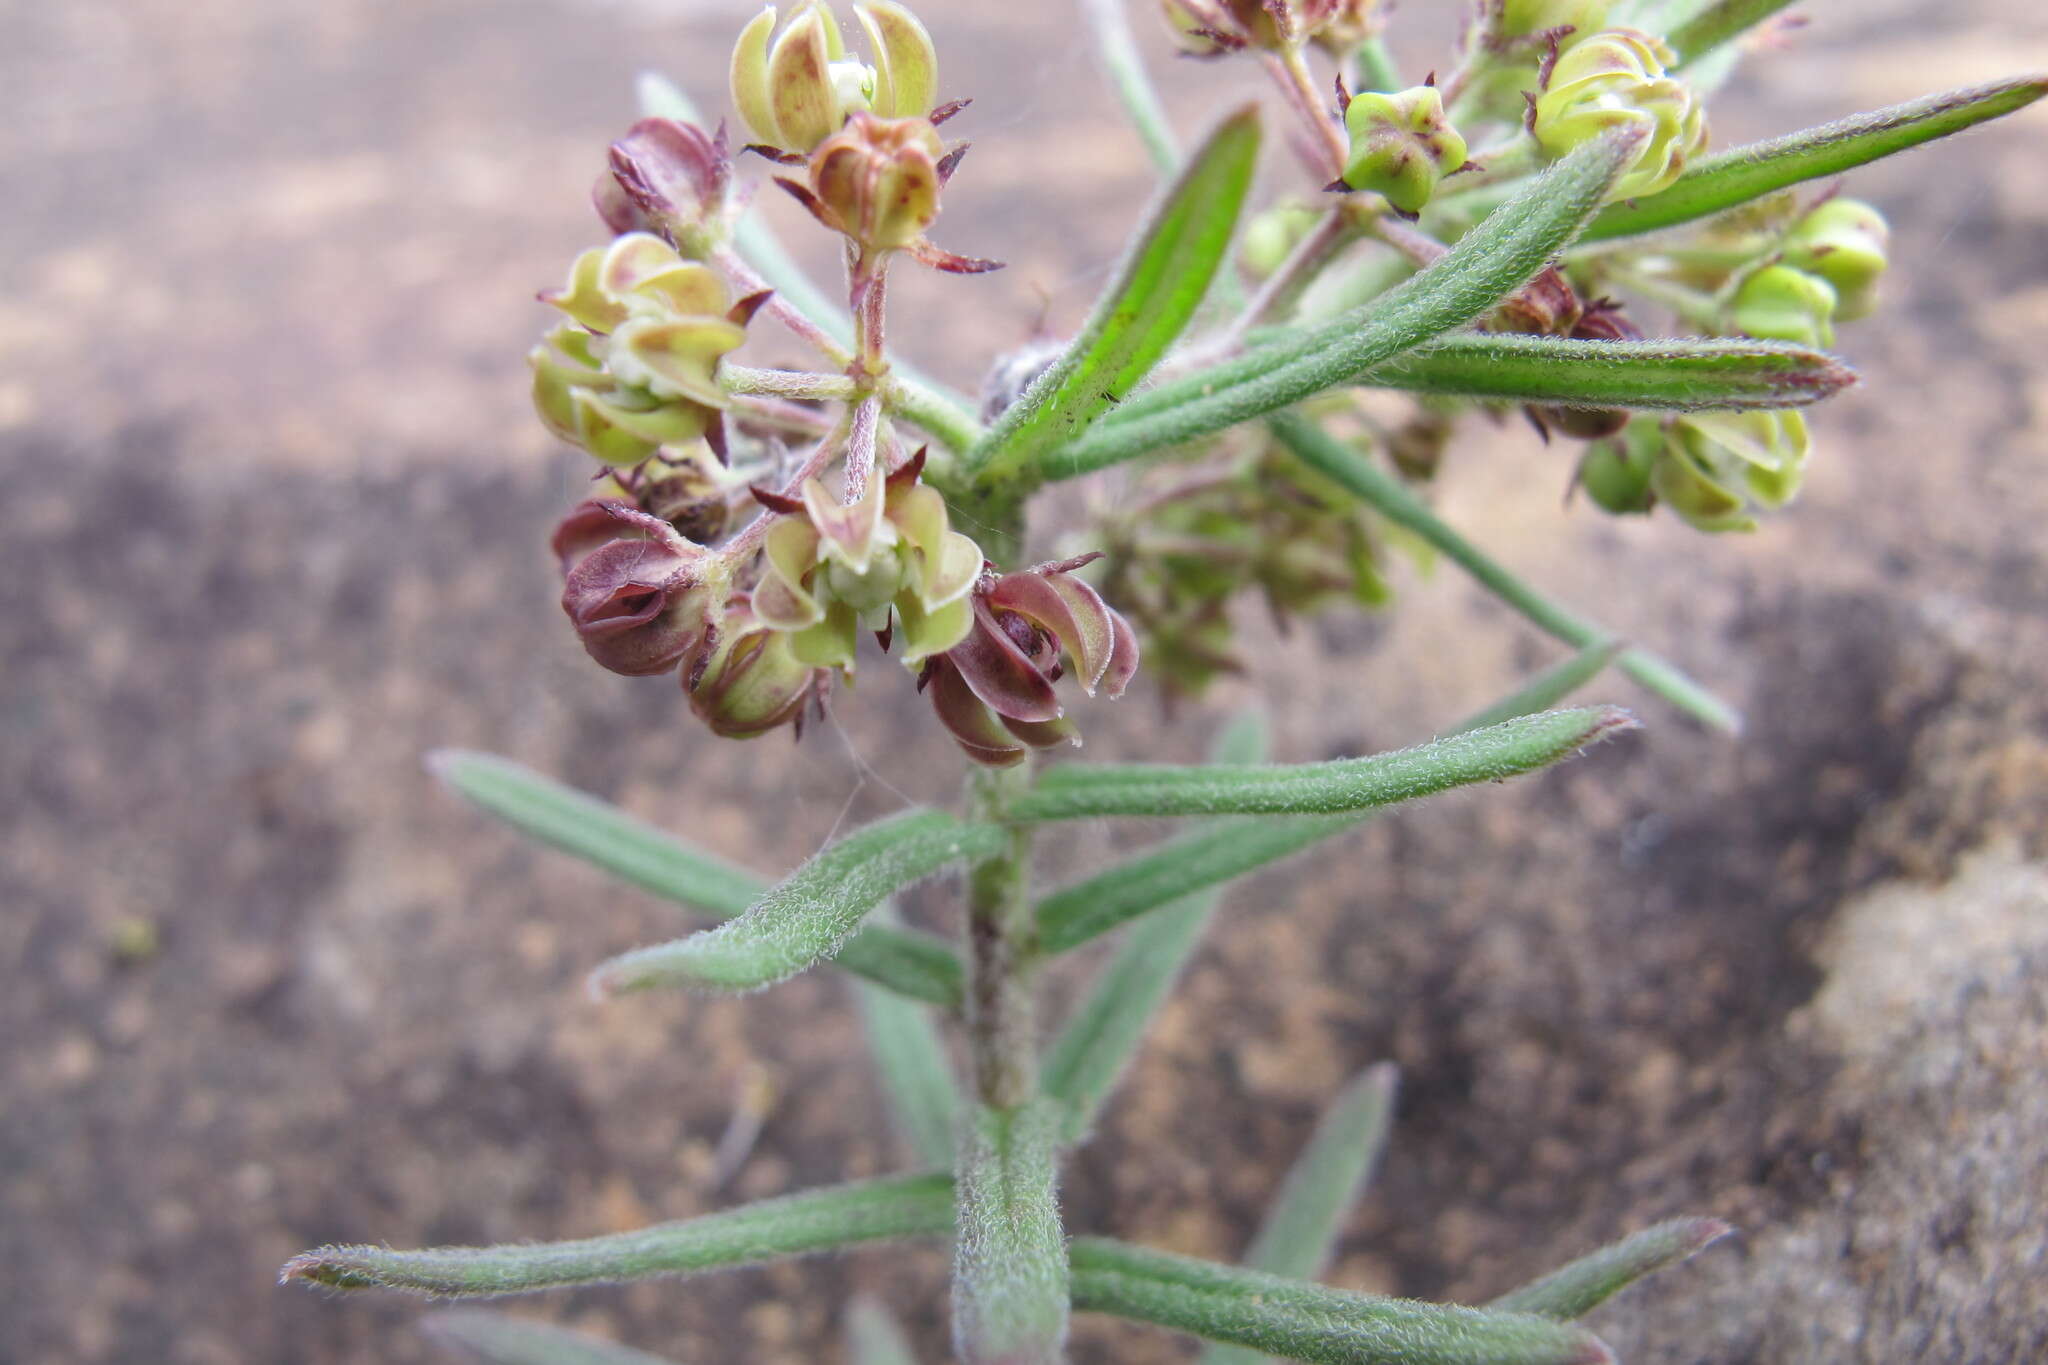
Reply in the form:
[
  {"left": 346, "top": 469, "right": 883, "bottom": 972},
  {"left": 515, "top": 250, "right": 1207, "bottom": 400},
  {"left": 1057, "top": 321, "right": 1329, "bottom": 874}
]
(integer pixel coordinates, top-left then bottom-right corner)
[{"left": 5, "top": 1, "right": 2047, "bottom": 1361}]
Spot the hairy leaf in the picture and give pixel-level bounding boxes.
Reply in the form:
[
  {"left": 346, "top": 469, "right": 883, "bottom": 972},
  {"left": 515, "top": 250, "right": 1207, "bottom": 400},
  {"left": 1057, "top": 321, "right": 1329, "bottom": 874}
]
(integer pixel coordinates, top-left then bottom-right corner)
[
  {"left": 954, "top": 1101, "right": 1070, "bottom": 1363},
  {"left": 1009, "top": 708, "right": 1636, "bottom": 822},
  {"left": 589, "top": 810, "right": 1003, "bottom": 996},
  {"left": 1488, "top": 1218, "right": 1734, "bottom": 1320},
  {"left": 429, "top": 751, "right": 962, "bottom": 1005},
  {"left": 281, "top": 1174, "right": 954, "bottom": 1298},
  {"left": 969, "top": 106, "right": 1262, "bottom": 484},
  {"left": 1366, "top": 334, "right": 1854, "bottom": 411},
  {"left": 1042, "top": 127, "right": 1647, "bottom": 480},
  {"left": 1582, "top": 77, "right": 2048, "bottom": 243},
  {"left": 1069, "top": 1239, "right": 1613, "bottom": 1364},
  {"left": 1199, "top": 1064, "right": 1399, "bottom": 1365},
  {"left": 424, "top": 1310, "right": 681, "bottom": 1365},
  {"left": 1270, "top": 413, "right": 1742, "bottom": 732},
  {"left": 1035, "top": 643, "right": 1624, "bottom": 954}
]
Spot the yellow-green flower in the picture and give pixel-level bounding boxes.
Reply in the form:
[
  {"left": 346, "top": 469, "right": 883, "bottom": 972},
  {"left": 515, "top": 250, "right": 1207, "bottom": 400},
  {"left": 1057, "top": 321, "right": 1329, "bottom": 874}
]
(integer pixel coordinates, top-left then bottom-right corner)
[
  {"left": 1532, "top": 29, "right": 1706, "bottom": 200},
  {"left": 530, "top": 234, "right": 750, "bottom": 467},
  {"left": 729, "top": 1, "right": 939, "bottom": 156},
  {"left": 1784, "top": 199, "right": 1889, "bottom": 322}
]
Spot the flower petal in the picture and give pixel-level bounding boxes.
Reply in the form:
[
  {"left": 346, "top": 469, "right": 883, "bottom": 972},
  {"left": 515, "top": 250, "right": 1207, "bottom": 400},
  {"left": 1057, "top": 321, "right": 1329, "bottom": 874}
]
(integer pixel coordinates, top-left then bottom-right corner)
[
  {"left": 949, "top": 600, "right": 1060, "bottom": 722},
  {"left": 929, "top": 661, "right": 1027, "bottom": 767},
  {"left": 987, "top": 570, "right": 1116, "bottom": 694}
]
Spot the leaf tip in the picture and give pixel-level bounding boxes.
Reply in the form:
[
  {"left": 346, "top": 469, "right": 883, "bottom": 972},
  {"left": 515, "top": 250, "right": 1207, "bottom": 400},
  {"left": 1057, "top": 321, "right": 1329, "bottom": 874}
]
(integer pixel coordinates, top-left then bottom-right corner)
[
  {"left": 1582, "top": 705, "right": 1642, "bottom": 745},
  {"left": 280, "top": 1249, "right": 372, "bottom": 1291},
  {"left": 1680, "top": 1216, "right": 1738, "bottom": 1253},
  {"left": 1568, "top": 1337, "right": 1620, "bottom": 1365}
]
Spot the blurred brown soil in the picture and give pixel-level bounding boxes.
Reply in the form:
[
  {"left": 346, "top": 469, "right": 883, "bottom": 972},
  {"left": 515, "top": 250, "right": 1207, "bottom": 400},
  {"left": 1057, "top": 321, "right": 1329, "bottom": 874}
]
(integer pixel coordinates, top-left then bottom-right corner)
[{"left": 4, "top": 1, "right": 2048, "bottom": 1361}]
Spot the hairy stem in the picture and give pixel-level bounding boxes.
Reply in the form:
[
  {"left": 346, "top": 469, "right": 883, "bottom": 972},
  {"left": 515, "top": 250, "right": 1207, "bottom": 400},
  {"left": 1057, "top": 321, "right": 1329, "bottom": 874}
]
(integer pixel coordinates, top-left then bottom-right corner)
[
  {"left": 964, "top": 762, "right": 1039, "bottom": 1109},
  {"left": 714, "top": 243, "right": 853, "bottom": 368}
]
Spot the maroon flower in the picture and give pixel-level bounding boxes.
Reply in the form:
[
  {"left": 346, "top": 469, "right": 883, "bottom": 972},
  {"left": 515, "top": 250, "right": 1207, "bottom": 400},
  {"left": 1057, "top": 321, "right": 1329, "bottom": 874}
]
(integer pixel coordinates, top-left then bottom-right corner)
[
  {"left": 594, "top": 118, "right": 731, "bottom": 242},
  {"left": 556, "top": 503, "right": 716, "bottom": 676},
  {"left": 919, "top": 556, "right": 1139, "bottom": 767}
]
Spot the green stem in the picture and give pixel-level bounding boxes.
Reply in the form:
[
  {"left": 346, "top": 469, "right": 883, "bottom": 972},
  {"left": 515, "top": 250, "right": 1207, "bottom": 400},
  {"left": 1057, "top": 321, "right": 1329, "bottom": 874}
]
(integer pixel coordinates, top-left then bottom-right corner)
[
  {"left": 1078, "top": 0, "right": 1180, "bottom": 174},
  {"left": 723, "top": 364, "right": 858, "bottom": 402},
  {"left": 1269, "top": 412, "right": 1743, "bottom": 732},
  {"left": 954, "top": 759, "right": 1069, "bottom": 1362},
  {"left": 964, "top": 763, "right": 1039, "bottom": 1109},
  {"left": 1353, "top": 36, "right": 1402, "bottom": 95}
]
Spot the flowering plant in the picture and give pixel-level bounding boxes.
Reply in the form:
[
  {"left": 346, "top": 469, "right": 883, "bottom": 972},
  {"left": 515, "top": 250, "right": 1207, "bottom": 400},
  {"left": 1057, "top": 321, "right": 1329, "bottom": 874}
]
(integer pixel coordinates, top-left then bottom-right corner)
[{"left": 283, "top": 1, "right": 2042, "bottom": 1360}]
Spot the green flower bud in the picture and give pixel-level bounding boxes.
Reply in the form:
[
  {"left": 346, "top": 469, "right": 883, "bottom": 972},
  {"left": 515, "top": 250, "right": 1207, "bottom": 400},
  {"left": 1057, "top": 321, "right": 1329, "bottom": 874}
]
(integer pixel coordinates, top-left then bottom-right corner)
[
  {"left": 1532, "top": 29, "right": 1706, "bottom": 200},
  {"left": 1498, "top": 0, "right": 1612, "bottom": 39},
  {"left": 1784, "top": 198, "right": 1889, "bottom": 322},
  {"left": 1731, "top": 263, "right": 1837, "bottom": 347},
  {"left": 1341, "top": 85, "right": 1469, "bottom": 215},
  {"left": 1576, "top": 415, "right": 1660, "bottom": 514},
  {"left": 730, "top": 1, "right": 940, "bottom": 157},
  {"left": 1240, "top": 203, "right": 1322, "bottom": 279}
]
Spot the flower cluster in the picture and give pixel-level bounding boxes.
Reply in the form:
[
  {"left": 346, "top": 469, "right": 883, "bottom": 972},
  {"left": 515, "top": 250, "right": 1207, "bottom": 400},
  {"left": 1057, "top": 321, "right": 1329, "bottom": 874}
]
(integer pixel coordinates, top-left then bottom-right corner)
[
  {"left": 530, "top": 233, "right": 760, "bottom": 466},
  {"left": 1100, "top": 440, "right": 1395, "bottom": 702},
  {"left": 1579, "top": 410, "right": 1811, "bottom": 534}
]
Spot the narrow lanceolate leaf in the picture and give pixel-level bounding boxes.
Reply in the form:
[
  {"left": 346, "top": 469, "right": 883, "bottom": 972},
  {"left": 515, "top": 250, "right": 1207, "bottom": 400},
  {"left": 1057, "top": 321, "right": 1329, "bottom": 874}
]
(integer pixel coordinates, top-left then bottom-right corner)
[
  {"left": 1069, "top": 1239, "right": 1613, "bottom": 1365},
  {"left": 1269, "top": 413, "right": 1742, "bottom": 733},
  {"left": 429, "top": 750, "right": 963, "bottom": 1006},
  {"left": 1044, "top": 127, "right": 1647, "bottom": 481},
  {"left": 854, "top": 929, "right": 960, "bottom": 1168},
  {"left": 1365, "top": 334, "right": 1854, "bottom": 411},
  {"left": 1237, "top": 1064, "right": 1399, "bottom": 1280},
  {"left": 1488, "top": 1218, "right": 1734, "bottom": 1320},
  {"left": 1665, "top": 0, "right": 1798, "bottom": 66},
  {"left": 423, "top": 1309, "right": 681, "bottom": 1365},
  {"left": 1009, "top": 708, "right": 1637, "bottom": 823},
  {"left": 589, "top": 811, "right": 1004, "bottom": 996},
  {"left": 1197, "top": 1065, "right": 1401, "bottom": 1365},
  {"left": 968, "top": 106, "right": 1262, "bottom": 485},
  {"left": 281, "top": 1173, "right": 955, "bottom": 1298},
  {"left": 954, "top": 1101, "right": 1070, "bottom": 1364},
  {"left": 1035, "top": 643, "right": 1626, "bottom": 955},
  {"left": 430, "top": 749, "right": 761, "bottom": 914},
  {"left": 1582, "top": 77, "right": 2048, "bottom": 243},
  {"left": 1043, "top": 710, "right": 1272, "bottom": 1140},
  {"left": 846, "top": 1295, "right": 924, "bottom": 1365}
]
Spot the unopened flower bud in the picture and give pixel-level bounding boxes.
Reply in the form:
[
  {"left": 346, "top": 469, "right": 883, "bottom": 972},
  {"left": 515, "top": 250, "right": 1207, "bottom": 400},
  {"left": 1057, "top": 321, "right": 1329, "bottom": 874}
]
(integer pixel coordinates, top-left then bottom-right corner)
[
  {"left": 1576, "top": 416, "right": 1659, "bottom": 514},
  {"left": 595, "top": 118, "right": 731, "bottom": 253},
  {"left": 559, "top": 509, "right": 720, "bottom": 675},
  {"left": 1784, "top": 198, "right": 1889, "bottom": 322},
  {"left": 1532, "top": 29, "right": 1706, "bottom": 200},
  {"left": 1498, "top": 0, "right": 1611, "bottom": 39},
  {"left": 1312, "top": 0, "right": 1385, "bottom": 57},
  {"left": 1157, "top": 0, "right": 1344, "bottom": 56},
  {"left": 1731, "top": 264, "right": 1836, "bottom": 347},
  {"left": 1241, "top": 203, "right": 1322, "bottom": 279},
  {"left": 797, "top": 111, "right": 945, "bottom": 257},
  {"left": 730, "top": 1, "right": 939, "bottom": 157},
  {"left": 1341, "top": 85, "right": 1468, "bottom": 215},
  {"left": 686, "top": 603, "right": 823, "bottom": 738}
]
